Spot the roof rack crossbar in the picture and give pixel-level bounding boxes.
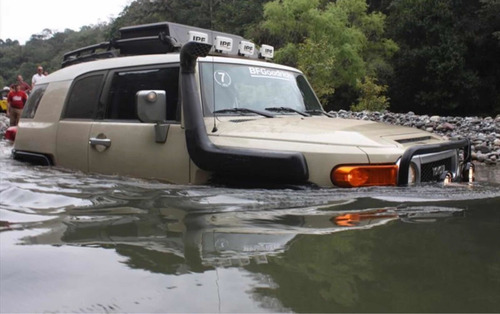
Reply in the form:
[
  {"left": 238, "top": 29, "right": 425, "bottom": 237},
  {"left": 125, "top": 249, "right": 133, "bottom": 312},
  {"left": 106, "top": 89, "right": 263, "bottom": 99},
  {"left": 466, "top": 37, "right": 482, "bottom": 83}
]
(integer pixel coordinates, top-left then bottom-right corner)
[
  {"left": 61, "top": 51, "right": 118, "bottom": 68},
  {"left": 61, "top": 32, "right": 181, "bottom": 68},
  {"left": 62, "top": 41, "right": 117, "bottom": 68},
  {"left": 113, "top": 33, "right": 181, "bottom": 56},
  {"left": 63, "top": 42, "right": 114, "bottom": 60}
]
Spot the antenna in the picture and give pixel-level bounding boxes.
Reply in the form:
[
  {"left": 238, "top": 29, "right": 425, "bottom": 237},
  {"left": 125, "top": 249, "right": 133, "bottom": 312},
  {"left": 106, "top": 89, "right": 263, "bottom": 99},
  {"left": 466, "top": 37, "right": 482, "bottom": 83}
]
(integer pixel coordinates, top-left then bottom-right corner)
[
  {"left": 209, "top": 3, "right": 218, "bottom": 133},
  {"left": 211, "top": 59, "right": 218, "bottom": 133}
]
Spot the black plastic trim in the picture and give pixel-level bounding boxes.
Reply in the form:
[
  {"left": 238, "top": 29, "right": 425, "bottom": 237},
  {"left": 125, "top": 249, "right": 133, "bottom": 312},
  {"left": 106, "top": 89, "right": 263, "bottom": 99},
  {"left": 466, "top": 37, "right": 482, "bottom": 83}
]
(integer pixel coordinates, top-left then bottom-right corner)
[
  {"left": 398, "top": 139, "right": 471, "bottom": 185},
  {"left": 61, "top": 33, "right": 179, "bottom": 68},
  {"left": 180, "top": 42, "right": 309, "bottom": 183},
  {"left": 12, "top": 150, "right": 53, "bottom": 166}
]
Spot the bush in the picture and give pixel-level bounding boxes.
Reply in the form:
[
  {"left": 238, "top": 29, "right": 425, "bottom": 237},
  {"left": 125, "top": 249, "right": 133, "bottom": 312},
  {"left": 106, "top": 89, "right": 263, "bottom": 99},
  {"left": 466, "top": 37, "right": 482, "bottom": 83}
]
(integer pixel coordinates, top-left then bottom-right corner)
[{"left": 350, "top": 76, "right": 389, "bottom": 112}]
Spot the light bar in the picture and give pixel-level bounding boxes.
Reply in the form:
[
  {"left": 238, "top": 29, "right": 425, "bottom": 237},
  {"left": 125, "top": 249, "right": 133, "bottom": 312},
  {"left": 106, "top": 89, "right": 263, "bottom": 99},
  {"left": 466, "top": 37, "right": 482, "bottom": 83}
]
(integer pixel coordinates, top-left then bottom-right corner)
[
  {"left": 188, "top": 31, "right": 209, "bottom": 44},
  {"left": 215, "top": 36, "right": 233, "bottom": 53},
  {"left": 259, "top": 44, "right": 274, "bottom": 59},
  {"left": 238, "top": 41, "right": 255, "bottom": 56},
  {"left": 115, "top": 22, "right": 271, "bottom": 60}
]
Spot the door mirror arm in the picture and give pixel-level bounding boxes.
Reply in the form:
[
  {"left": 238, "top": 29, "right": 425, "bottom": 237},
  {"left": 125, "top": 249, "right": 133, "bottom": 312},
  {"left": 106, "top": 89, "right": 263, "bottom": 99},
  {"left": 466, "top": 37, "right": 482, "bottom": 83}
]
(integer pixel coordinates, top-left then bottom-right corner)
[{"left": 154, "top": 123, "right": 169, "bottom": 143}]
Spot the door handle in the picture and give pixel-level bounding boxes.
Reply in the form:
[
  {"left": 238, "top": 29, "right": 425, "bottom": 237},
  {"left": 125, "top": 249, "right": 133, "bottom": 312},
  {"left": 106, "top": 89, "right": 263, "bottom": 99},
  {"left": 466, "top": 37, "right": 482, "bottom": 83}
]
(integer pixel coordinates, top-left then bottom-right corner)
[{"left": 89, "top": 137, "right": 111, "bottom": 147}]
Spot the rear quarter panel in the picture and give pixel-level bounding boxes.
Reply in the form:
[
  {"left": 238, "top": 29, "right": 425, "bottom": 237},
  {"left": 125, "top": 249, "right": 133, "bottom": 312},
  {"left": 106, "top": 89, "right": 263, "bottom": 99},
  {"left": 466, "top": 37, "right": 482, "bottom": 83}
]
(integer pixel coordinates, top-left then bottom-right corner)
[{"left": 15, "top": 81, "right": 71, "bottom": 158}]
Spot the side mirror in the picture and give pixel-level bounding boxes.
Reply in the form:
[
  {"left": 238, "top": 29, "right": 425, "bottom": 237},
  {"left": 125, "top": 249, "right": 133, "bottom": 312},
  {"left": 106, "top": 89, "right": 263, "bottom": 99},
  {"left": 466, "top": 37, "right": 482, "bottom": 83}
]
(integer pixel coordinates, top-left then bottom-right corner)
[{"left": 136, "top": 90, "right": 167, "bottom": 123}]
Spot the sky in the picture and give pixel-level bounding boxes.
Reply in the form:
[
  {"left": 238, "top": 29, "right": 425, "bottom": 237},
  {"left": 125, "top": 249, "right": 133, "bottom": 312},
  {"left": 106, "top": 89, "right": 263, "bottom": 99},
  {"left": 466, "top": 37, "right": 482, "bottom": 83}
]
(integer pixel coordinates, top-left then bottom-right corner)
[{"left": 0, "top": 0, "right": 132, "bottom": 44}]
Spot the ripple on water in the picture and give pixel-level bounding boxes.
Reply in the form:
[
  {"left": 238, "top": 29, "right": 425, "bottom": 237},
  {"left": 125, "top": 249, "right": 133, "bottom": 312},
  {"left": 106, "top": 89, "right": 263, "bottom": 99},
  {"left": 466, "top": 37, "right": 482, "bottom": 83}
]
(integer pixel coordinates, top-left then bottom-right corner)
[
  {"left": 1, "top": 138, "right": 500, "bottom": 216},
  {"left": 0, "top": 186, "right": 92, "bottom": 213}
]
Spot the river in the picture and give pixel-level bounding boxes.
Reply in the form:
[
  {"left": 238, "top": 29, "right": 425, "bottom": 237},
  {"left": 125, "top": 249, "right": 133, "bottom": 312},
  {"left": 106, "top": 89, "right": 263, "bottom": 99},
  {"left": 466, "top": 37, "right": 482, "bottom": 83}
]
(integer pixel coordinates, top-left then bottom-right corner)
[{"left": 1, "top": 139, "right": 499, "bottom": 313}]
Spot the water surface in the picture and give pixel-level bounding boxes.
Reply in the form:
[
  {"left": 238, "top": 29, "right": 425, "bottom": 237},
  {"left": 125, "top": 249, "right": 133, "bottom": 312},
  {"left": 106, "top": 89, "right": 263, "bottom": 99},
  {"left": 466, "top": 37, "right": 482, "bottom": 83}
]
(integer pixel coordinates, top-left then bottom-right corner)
[{"left": 1, "top": 141, "right": 499, "bottom": 313}]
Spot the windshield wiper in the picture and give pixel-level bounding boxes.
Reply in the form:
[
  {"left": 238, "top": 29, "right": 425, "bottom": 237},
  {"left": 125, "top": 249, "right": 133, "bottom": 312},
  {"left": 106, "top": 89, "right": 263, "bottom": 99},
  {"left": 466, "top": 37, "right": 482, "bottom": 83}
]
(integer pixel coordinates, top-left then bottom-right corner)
[
  {"left": 265, "top": 107, "right": 311, "bottom": 117},
  {"left": 305, "top": 109, "right": 335, "bottom": 117},
  {"left": 213, "top": 108, "right": 275, "bottom": 118}
]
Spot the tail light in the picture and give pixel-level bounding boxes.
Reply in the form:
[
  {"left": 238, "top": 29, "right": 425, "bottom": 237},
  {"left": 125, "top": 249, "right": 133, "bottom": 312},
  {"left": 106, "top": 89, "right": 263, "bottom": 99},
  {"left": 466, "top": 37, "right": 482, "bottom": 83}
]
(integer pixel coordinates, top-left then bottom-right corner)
[
  {"left": 4, "top": 126, "right": 17, "bottom": 141},
  {"left": 331, "top": 165, "right": 398, "bottom": 188}
]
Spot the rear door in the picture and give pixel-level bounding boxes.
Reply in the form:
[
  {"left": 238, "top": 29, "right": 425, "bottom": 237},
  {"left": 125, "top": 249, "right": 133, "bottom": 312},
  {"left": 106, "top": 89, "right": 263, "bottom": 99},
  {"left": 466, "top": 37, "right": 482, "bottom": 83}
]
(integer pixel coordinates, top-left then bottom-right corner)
[
  {"left": 56, "top": 72, "right": 106, "bottom": 171},
  {"left": 88, "top": 65, "right": 191, "bottom": 184}
]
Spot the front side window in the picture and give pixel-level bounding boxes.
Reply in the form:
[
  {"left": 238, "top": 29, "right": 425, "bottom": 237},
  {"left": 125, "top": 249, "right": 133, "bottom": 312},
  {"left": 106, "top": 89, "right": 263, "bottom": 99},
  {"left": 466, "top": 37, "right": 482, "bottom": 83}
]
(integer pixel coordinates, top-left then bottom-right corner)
[
  {"left": 105, "top": 67, "right": 179, "bottom": 121},
  {"left": 21, "top": 84, "right": 47, "bottom": 119},
  {"left": 200, "top": 63, "right": 322, "bottom": 116}
]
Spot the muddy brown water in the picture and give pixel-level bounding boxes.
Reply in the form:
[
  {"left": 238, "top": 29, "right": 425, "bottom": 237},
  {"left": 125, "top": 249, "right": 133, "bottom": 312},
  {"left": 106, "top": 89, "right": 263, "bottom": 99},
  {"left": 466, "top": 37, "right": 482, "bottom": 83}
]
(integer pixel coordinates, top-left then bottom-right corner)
[{"left": 1, "top": 141, "right": 499, "bottom": 313}]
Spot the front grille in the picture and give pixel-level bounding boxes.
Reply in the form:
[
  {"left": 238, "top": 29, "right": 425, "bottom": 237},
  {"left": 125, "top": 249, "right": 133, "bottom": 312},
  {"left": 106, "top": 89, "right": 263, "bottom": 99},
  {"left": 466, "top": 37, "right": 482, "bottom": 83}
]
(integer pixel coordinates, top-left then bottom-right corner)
[{"left": 420, "top": 158, "right": 452, "bottom": 182}]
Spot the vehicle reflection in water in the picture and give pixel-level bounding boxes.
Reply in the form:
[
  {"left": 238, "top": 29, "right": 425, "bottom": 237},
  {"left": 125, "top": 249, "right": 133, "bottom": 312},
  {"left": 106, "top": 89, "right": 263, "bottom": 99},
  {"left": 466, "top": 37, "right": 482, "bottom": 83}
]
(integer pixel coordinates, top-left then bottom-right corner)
[
  {"left": 12, "top": 203, "right": 465, "bottom": 269},
  {"left": 1, "top": 140, "right": 500, "bottom": 313}
]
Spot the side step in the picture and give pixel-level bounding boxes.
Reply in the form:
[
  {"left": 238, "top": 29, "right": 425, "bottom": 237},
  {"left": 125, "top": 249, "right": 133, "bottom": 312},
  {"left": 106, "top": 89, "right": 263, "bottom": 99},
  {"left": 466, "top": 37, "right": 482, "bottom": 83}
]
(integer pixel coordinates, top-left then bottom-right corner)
[{"left": 12, "top": 150, "right": 53, "bottom": 166}]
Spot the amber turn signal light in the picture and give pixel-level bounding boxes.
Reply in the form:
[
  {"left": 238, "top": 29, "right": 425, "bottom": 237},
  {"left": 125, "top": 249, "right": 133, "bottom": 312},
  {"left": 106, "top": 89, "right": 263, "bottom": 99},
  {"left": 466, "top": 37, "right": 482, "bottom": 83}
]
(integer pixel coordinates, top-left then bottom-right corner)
[{"left": 331, "top": 165, "right": 398, "bottom": 188}]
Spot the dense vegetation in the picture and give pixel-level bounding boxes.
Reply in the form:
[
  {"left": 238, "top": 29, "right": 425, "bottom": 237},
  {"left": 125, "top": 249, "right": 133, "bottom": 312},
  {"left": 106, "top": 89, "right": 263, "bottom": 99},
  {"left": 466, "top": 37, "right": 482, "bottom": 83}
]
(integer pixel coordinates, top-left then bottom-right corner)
[{"left": 0, "top": 0, "right": 498, "bottom": 116}]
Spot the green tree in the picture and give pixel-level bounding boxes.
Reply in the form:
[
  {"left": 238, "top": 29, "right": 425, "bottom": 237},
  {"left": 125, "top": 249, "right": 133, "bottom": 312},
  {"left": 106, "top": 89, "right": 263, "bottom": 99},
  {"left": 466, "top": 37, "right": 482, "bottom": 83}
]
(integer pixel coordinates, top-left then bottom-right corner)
[
  {"left": 0, "top": 40, "right": 23, "bottom": 86},
  {"left": 386, "top": 0, "right": 482, "bottom": 115},
  {"left": 211, "top": 0, "right": 270, "bottom": 36},
  {"left": 0, "top": 23, "right": 113, "bottom": 87},
  {"left": 468, "top": 0, "right": 500, "bottom": 115},
  {"left": 260, "top": 0, "right": 397, "bottom": 109},
  {"left": 110, "top": 0, "right": 269, "bottom": 38}
]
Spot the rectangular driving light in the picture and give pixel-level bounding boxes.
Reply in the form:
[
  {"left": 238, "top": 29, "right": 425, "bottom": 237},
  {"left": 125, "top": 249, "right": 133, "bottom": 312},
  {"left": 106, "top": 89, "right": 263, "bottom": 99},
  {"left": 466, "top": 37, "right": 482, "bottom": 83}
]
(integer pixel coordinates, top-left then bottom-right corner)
[
  {"left": 188, "top": 31, "right": 209, "bottom": 43},
  {"left": 259, "top": 45, "right": 274, "bottom": 59},
  {"left": 214, "top": 36, "right": 233, "bottom": 53},
  {"left": 238, "top": 41, "right": 255, "bottom": 56}
]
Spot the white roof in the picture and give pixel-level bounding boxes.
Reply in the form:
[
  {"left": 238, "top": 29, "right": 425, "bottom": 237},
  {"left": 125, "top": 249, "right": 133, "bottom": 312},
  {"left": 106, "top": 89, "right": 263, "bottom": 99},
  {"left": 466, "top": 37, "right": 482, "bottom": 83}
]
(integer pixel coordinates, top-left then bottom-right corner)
[
  {"left": 46, "top": 54, "right": 180, "bottom": 82},
  {"left": 44, "top": 53, "right": 302, "bottom": 83}
]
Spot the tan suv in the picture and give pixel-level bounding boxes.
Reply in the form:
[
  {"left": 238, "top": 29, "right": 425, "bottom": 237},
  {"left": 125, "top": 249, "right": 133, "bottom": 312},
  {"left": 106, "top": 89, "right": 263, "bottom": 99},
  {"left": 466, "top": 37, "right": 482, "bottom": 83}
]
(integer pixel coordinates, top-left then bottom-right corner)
[{"left": 12, "top": 22, "right": 474, "bottom": 187}]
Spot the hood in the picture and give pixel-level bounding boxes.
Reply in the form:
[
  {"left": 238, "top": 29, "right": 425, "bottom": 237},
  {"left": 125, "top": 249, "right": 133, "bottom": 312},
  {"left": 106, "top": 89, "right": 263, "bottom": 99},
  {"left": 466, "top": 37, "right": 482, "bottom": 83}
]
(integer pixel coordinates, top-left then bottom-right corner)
[
  {"left": 208, "top": 116, "right": 444, "bottom": 148},
  {"left": 180, "top": 41, "right": 309, "bottom": 183}
]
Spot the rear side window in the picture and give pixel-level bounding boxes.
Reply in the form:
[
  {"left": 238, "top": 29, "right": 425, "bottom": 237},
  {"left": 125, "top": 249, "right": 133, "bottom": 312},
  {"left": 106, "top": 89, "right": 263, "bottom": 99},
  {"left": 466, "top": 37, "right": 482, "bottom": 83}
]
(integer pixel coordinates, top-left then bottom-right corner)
[
  {"left": 64, "top": 74, "right": 105, "bottom": 119},
  {"left": 105, "top": 67, "right": 179, "bottom": 121},
  {"left": 21, "top": 84, "right": 47, "bottom": 119}
]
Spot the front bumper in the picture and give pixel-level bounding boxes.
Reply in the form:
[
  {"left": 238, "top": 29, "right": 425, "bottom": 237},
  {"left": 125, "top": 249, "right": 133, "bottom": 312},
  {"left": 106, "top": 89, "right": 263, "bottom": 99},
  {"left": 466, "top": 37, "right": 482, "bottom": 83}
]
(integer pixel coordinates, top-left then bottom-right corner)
[{"left": 397, "top": 139, "right": 472, "bottom": 186}]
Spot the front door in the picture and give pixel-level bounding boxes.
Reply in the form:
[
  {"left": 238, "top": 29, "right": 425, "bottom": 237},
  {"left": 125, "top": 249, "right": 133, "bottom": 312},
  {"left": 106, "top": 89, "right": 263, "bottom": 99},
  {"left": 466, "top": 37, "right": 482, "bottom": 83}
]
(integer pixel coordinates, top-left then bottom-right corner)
[
  {"left": 86, "top": 65, "right": 190, "bottom": 183},
  {"left": 88, "top": 122, "right": 190, "bottom": 183}
]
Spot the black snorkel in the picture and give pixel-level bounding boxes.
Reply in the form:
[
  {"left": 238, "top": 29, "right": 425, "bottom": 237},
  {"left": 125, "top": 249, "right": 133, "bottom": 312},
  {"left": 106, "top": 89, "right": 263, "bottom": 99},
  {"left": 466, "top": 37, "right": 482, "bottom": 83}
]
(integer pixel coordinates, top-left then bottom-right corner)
[{"left": 180, "top": 41, "right": 309, "bottom": 183}]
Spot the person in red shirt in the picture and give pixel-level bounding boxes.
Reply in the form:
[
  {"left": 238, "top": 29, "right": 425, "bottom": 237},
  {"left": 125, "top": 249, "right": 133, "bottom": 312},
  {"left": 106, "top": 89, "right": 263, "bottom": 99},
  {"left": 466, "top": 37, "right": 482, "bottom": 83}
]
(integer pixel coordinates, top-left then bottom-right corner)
[
  {"left": 7, "top": 84, "right": 28, "bottom": 126},
  {"left": 16, "top": 75, "right": 32, "bottom": 94}
]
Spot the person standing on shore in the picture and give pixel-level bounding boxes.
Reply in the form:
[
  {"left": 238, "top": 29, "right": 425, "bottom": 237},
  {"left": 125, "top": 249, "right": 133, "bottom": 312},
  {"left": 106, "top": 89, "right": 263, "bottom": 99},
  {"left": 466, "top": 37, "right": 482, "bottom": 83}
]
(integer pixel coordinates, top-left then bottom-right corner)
[
  {"left": 7, "top": 84, "right": 28, "bottom": 126},
  {"left": 31, "top": 66, "right": 45, "bottom": 89},
  {"left": 16, "top": 75, "right": 31, "bottom": 94}
]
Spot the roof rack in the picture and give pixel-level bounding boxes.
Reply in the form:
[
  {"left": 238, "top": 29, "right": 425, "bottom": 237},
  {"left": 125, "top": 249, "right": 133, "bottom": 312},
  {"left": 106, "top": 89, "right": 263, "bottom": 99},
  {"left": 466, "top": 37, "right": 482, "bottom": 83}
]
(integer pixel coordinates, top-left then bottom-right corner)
[
  {"left": 61, "top": 21, "right": 273, "bottom": 68},
  {"left": 61, "top": 33, "right": 180, "bottom": 68},
  {"left": 61, "top": 42, "right": 117, "bottom": 68}
]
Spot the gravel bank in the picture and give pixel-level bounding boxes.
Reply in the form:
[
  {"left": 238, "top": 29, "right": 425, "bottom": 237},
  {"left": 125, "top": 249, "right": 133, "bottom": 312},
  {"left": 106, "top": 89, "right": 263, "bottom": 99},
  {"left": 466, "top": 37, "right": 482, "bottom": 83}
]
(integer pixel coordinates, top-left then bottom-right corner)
[
  {"left": 2, "top": 111, "right": 499, "bottom": 165},
  {"left": 329, "top": 110, "right": 500, "bottom": 165}
]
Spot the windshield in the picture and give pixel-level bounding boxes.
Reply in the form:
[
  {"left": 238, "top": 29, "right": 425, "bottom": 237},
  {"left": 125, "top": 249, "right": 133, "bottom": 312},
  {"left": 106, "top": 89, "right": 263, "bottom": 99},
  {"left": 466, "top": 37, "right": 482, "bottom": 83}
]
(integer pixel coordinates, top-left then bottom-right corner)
[{"left": 200, "top": 62, "right": 322, "bottom": 116}]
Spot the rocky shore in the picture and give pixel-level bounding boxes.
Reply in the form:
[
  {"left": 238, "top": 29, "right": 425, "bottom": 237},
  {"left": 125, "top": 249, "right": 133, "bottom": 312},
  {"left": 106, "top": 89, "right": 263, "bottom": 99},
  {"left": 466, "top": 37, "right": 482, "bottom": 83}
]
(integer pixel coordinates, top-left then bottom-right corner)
[
  {"left": 1, "top": 111, "right": 499, "bottom": 165},
  {"left": 329, "top": 110, "right": 500, "bottom": 165}
]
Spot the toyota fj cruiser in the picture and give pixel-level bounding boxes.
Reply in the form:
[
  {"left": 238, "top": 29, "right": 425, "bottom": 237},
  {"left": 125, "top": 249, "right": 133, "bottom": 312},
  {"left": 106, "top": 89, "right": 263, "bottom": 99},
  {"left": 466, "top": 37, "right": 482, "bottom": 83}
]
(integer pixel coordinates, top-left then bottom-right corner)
[{"left": 12, "top": 22, "right": 474, "bottom": 187}]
